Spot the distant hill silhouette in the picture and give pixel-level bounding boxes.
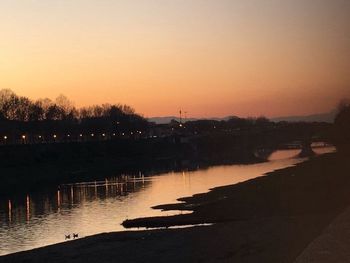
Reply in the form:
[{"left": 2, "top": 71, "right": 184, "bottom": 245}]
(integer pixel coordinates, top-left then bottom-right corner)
[
  {"left": 271, "top": 111, "right": 336, "bottom": 123},
  {"left": 148, "top": 111, "right": 336, "bottom": 124},
  {"left": 148, "top": 116, "right": 233, "bottom": 124}
]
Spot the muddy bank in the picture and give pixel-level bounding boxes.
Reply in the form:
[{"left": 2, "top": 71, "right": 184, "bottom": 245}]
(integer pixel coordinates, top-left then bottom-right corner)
[{"left": 123, "top": 151, "right": 350, "bottom": 229}]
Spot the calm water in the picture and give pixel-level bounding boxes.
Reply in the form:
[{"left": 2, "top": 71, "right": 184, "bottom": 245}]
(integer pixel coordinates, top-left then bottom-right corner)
[{"left": 0, "top": 147, "right": 335, "bottom": 256}]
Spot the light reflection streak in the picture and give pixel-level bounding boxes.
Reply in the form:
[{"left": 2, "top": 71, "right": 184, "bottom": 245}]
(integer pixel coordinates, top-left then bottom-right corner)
[
  {"left": 70, "top": 186, "right": 74, "bottom": 205},
  {"left": 26, "top": 195, "right": 30, "bottom": 222},
  {"left": 57, "top": 190, "right": 61, "bottom": 212},
  {"left": 105, "top": 178, "right": 108, "bottom": 197},
  {"left": 8, "top": 200, "right": 12, "bottom": 223}
]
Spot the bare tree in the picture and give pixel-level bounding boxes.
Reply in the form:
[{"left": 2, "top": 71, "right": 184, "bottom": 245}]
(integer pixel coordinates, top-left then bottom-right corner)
[
  {"left": 55, "top": 94, "right": 74, "bottom": 115},
  {"left": 46, "top": 105, "right": 65, "bottom": 120},
  {"left": 122, "top": 105, "right": 135, "bottom": 115}
]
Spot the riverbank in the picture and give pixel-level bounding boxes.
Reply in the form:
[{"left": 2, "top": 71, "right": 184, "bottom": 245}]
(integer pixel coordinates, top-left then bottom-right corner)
[{"left": 1, "top": 150, "right": 349, "bottom": 262}]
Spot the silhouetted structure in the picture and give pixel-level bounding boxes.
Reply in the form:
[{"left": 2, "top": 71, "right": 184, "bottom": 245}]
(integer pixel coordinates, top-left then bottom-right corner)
[
  {"left": 298, "top": 140, "right": 315, "bottom": 158},
  {"left": 333, "top": 101, "right": 350, "bottom": 149}
]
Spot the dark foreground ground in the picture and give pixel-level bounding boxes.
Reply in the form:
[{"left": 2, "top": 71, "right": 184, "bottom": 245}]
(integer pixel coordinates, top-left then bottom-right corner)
[{"left": 2, "top": 150, "right": 350, "bottom": 263}]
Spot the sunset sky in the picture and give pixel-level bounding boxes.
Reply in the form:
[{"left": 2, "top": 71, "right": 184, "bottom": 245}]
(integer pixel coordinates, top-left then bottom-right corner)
[{"left": 1, "top": 0, "right": 349, "bottom": 118}]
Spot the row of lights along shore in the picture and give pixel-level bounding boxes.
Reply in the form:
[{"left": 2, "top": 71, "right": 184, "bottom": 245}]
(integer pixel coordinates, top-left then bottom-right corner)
[{"left": 2, "top": 131, "right": 143, "bottom": 140}]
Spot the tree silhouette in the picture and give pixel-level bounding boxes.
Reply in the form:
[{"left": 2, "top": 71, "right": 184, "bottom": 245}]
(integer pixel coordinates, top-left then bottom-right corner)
[
  {"left": 334, "top": 100, "right": 350, "bottom": 147},
  {"left": 55, "top": 94, "right": 74, "bottom": 115},
  {"left": 0, "top": 89, "right": 148, "bottom": 143}
]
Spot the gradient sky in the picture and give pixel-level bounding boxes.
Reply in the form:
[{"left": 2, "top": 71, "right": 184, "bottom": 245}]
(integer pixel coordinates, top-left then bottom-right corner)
[{"left": 1, "top": 0, "right": 349, "bottom": 118}]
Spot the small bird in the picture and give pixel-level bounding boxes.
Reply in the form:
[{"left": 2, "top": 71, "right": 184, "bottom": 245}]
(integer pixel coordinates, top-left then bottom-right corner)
[
  {"left": 73, "top": 233, "right": 79, "bottom": 239},
  {"left": 65, "top": 234, "right": 71, "bottom": 240}
]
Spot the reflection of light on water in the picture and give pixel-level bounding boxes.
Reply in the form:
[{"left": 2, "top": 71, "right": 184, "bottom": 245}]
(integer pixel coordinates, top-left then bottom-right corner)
[
  {"left": 70, "top": 186, "right": 74, "bottom": 205},
  {"left": 133, "top": 223, "right": 213, "bottom": 231},
  {"left": 57, "top": 190, "right": 61, "bottom": 207},
  {"left": 313, "top": 146, "right": 336, "bottom": 155},
  {"left": 268, "top": 145, "right": 336, "bottom": 161},
  {"left": 105, "top": 178, "right": 108, "bottom": 197},
  {"left": 181, "top": 171, "right": 192, "bottom": 191},
  {"left": 0, "top": 146, "right": 336, "bottom": 256},
  {"left": 182, "top": 171, "right": 186, "bottom": 189},
  {"left": 57, "top": 190, "right": 61, "bottom": 213},
  {"left": 26, "top": 195, "right": 30, "bottom": 222},
  {"left": 8, "top": 200, "right": 12, "bottom": 223}
]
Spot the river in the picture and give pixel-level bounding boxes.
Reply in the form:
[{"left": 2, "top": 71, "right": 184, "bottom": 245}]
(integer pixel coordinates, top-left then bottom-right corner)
[{"left": 0, "top": 146, "right": 335, "bottom": 256}]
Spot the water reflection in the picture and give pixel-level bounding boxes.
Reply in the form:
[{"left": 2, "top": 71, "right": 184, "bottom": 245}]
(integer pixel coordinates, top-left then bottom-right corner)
[
  {"left": 58, "top": 175, "right": 150, "bottom": 206},
  {"left": 26, "top": 195, "right": 30, "bottom": 222},
  {"left": 7, "top": 200, "right": 11, "bottom": 224},
  {"left": 0, "top": 147, "right": 335, "bottom": 256}
]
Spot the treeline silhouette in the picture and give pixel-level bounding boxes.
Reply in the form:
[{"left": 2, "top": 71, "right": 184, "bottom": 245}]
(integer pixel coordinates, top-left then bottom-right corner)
[
  {"left": 1, "top": 88, "right": 342, "bottom": 147},
  {"left": 0, "top": 89, "right": 148, "bottom": 144},
  {"left": 183, "top": 116, "right": 271, "bottom": 133}
]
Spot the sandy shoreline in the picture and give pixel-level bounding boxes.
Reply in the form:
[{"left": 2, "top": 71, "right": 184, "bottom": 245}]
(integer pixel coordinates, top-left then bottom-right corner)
[{"left": 2, "top": 151, "right": 350, "bottom": 262}]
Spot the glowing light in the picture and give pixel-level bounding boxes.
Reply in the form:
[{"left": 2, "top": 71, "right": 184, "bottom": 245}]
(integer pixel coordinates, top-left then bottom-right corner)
[
  {"left": 67, "top": 134, "right": 70, "bottom": 137},
  {"left": 53, "top": 134, "right": 57, "bottom": 138},
  {"left": 122, "top": 133, "right": 125, "bottom": 136},
  {"left": 38, "top": 135, "right": 42, "bottom": 138},
  {"left": 4, "top": 136, "right": 7, "bottom": 140},
  {"left": 91, "top": 133, "right": 94, "bottom": 137},
  {"left": 79, "top": 134, "right": 83, "bottom": 137},
  {"left": 112, "top": 133, "right": 116, "bottom": 136},
  {"left": 22, "top": 135, "right": 26, "bottom": 139},
  {"left": 102, "top": 133, "right": 105, "bottom": 137}
]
